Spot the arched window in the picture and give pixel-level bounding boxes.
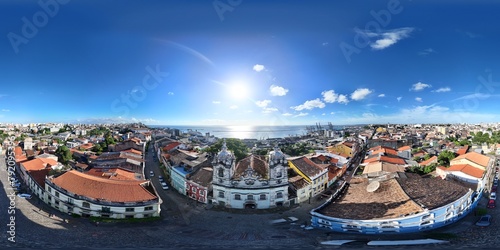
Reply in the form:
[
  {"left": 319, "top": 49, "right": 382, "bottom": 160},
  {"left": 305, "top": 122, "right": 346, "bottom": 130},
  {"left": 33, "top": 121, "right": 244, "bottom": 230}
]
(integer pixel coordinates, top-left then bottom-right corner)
[
  {"left": 276, "top": 168, "right": 282, "bottom": 178},
  {"left": 218, "top": 168, "right": 224, "bottom": 177}
]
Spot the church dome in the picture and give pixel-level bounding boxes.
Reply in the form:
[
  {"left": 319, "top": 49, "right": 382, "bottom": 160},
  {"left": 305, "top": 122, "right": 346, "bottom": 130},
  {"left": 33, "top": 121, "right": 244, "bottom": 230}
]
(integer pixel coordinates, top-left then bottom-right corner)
[
  {"left": 269, "top": 145, "right": 285, "bottom": 163},
  {"left": 217, "top": 139, "right": 234, "bottom": 164}
]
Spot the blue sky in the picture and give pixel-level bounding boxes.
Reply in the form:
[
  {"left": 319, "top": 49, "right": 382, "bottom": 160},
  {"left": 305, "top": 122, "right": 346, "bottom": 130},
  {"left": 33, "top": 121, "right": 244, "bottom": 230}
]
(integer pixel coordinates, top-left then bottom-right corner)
[{"left": 1, "top": 0, "right": 500, "bottom": 126}]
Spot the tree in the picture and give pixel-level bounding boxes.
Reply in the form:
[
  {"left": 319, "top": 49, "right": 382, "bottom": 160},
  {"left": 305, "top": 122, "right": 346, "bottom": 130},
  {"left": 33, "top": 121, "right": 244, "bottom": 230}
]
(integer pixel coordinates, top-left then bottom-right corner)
[
  {"left": 204, "top": 138, "right": 249, "bottom": 162},
  {"left": 438, "top": 150, "right": 456, "bottom": 167},
  {"left": 55, "top": 145, "right": 72, "bottom": 164}
]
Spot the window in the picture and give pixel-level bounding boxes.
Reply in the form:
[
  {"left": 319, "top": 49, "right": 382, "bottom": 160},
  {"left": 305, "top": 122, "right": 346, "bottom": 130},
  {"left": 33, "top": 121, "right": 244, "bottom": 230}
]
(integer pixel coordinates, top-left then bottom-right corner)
[
  {"left": 218, "top": 191, "right": 224, "bottom": 198},
  {"left": 47, "top": 196, "right": 52, "bottom": 201},
  {"left": 82, "top": 202, "right": 90, "bottom": 208},
  {"left": 102, "top": 207, "right": 111, "bottom": 213},
  {"left": 199, "top": 190, "right": 205, "bottom": 196},
  {"left": 259, "top": 194, "right": 266, "bottom": 200},
  {"left": 67, "top": 198, "right": 74, "bottom": 204},
  {"left": 192, "top": 187, "right": 196, "bottom": 192},
  {"left": 234, "top": 194, "right": 241, "bottom": 200},
  {"left": 247, "top": 195, "right": 254, "bottom": 200},
  {"left": 48, "top": 186, "right": 52, "bottom": 192},
  {"left": 125, "top": 208, "right": 134, "bottom": 212},
  {"left": 218, "top": 168, "right": 224, "bottom": 177},
  {"left": 276, "top": 192, "right": 283, "bottom": 199},
  {"left": 276, "top": 169, "right": 282, "bottom": 178},
  {"left": 144, "top": 206, "right": 153, "bottom": 211},
  {"left": 55, "top": 201, "right": 59, "bottom": 205},
  {"left": 55, "top": 192, "right": 59, "bottom": 198}
]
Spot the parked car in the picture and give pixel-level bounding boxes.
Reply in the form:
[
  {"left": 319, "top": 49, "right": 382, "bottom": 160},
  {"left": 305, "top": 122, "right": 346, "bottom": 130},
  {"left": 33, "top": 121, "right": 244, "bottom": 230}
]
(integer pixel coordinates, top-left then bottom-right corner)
[
  {"left": 160, "top": 182, "right": 169, "bottom": 190},
  {"left": 488, "top": 199, "right": 496, "bottom": 208},
  {"left": 493, "top": 186, "right": 498, "bottom": 192},
  {"left": 159, "top": 176, "right": 164, "bottom": 182},
  {"left": 491, "top": 192, "right": 497, "bottom": 200},
  {"left": 149, "top": 170, "right": 154, "bottom": 177},
  {"left": 476, "top": 214, "right": 492, "bottom": 227},
  {"left": 17, "top": 193, "right": 32, "bottom": 199}
]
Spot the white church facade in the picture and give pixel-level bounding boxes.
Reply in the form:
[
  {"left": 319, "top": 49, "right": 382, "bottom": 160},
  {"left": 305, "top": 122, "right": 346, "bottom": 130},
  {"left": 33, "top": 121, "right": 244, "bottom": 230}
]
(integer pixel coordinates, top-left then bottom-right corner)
[{"left": 212, "top": 141, "right": 289, "bottom": 209}]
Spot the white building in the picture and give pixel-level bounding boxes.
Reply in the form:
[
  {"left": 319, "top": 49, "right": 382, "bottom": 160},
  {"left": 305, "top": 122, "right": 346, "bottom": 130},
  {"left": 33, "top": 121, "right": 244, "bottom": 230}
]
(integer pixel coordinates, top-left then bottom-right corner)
[
  {"left": 45, "top": 170, "right": 161, "bottom": 219},
  {"left": 212, "top": 142, "right": 289, "bottom": 209}
]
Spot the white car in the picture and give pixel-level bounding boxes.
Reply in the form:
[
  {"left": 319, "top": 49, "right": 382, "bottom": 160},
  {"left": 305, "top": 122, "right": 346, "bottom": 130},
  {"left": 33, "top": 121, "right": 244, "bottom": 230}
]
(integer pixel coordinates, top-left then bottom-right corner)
[
  {"left": 149, "top": 170, "right": 154, "bottom": 177},
  {"left": 491, "top": 192, "right": 497, "bottom": 200},
  {"left": 160, "top": 182, "right": 169, "bottom": 190},
  {"left": 17, "top": 193, "right": 32, "bottom": 199}
]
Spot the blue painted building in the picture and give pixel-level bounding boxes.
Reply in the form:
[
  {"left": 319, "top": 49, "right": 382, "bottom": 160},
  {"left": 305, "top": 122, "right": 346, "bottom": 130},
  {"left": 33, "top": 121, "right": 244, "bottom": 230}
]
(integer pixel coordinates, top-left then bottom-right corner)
[
  {"left": 170, "top": 165, "right": 192, "bottom": 195},
  {"left": 310, "top": 172, "right": 482, "bottom": 234}
]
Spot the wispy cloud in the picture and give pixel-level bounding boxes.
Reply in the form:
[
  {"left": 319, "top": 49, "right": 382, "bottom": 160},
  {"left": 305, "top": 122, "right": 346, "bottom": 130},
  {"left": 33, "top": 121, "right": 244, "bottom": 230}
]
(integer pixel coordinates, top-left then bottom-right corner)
[
  {"left": 322, "top": 42, "right": 329, "bottom": 46},
  {"left": 262, "top": 107, "right": 278, "bottom": 113},
  {"left": 410, "top": 82, "right": 431, "bottom": 91},
  {"left": 456, "top": 29, "right": 481, "bottom": 39},
  {"left": 452, "top": 93, "right": 492, "bottom": 101},
  {"left": 294, "top": 112, "right": 308, "bottom": 117},
  {"left": 253, "top": 64, "right": 265, "bottom": 72},
  {"left": 432, "top": 87, "right": 451, "bottom": 93},
  {"left": 415, "top": 97, "right": 422, "bottom": 102},
  {"left": 378, "top": 94, "right": 385, "bottom": 97},
  {"left": 418, "top": 48, "right": 436, "bottom": 56},
  {"left": 397, "top": 97, "right": 402, "bottom": 102},
  {"left": 212, "top": 101, "right": 221, "bottom": 104},
  {"left": 290, "top": 98, "right": 325, "bottom": 111},
  {"left": 167, "top": 92, "right": 174, "bottom": 95},
  {"left": 229, "top": 105, "right": 238, "bottom": 109},
  {"left": 358, "top": 27, "right": 414, "bottom": 50},
  {"left": 282, "top": 113, "right": 292, "bottom": 116},
  {"left": 2, "top": 109, "right": 10, "bottom": 112},
  {"left": 270, "top": 85, "right": 289, "bottom": 96},
  {"left": 351, "top": 88, "right": 372, "bottom": 101},
  {"left": 255, "top": 100, "right": 271, "bottom": 108}
]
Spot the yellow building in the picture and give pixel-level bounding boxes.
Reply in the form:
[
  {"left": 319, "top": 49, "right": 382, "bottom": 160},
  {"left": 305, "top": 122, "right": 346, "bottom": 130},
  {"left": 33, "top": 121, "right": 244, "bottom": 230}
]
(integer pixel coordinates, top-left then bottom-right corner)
[
  {"left": 288, "top": 156, "right": 328, "bottom": 198},
  {"left": 327, "top": 141, "right": 354, "bottom": 158}
]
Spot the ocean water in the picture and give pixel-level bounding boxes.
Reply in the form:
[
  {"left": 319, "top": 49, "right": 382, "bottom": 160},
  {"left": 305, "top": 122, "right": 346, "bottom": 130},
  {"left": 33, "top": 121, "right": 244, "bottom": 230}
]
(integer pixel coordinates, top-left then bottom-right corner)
[{"left": 150, "top": 125, "right": 310, "bottom": 139}]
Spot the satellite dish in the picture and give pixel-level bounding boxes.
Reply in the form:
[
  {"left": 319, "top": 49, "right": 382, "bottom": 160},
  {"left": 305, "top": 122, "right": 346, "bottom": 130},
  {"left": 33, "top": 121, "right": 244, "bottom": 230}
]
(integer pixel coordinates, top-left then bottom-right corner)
[{"left": 366, "top": 181, "right": 380, "bottom": 192}]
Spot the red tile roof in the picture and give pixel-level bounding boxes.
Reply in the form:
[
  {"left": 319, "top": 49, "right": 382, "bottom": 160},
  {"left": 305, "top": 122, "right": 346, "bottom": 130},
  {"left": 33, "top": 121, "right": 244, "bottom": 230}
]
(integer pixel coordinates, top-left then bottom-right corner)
[
  {"left": 163, "top": 142, "right": 181, "bottom": 152},
  {"left": 22, "top": 158, "right": 58, "bottom": 171},
  {"left": 439, "top": 164, "right": 484, "bottom": 179},
  {"left": 289, "top": 156, "right": 324, "bottom": 178},
  {"left": 51, "top": 170, "right": 157, "bottom": 203},
  {"left": 457, "top": 145, "right": 469, "bottom": 155},
  {"left": 398, "top": 145, "right": 411, "bottom": 151},
  {"left": 451, "top": 152, "right": 491, "bottom": 168},
  {"left": 419, "top": 156, "right": 438, "bottom": 167}
]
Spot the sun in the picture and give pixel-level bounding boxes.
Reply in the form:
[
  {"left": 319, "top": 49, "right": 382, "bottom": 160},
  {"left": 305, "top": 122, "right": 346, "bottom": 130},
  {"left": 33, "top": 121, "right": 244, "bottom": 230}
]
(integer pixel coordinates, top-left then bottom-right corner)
[{"left": 228, "top": 82, "right": 250, "bottom": 100}]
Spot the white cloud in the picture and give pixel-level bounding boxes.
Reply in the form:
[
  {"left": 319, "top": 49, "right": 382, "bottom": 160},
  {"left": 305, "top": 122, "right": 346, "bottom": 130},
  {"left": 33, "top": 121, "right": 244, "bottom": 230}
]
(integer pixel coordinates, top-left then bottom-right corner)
[
  {"left": 410, "top": 82, "right": 431, "bottom": 91},
  {"left": 255, "top": 100, "right": 271, "bottom": 108},
  {"left": 418, "top": 48, "right": 436, "bottom": 56},
  {"left": 322, "top": 113, "right": 326, "bottom": 116},
  {"left": 359, "top": 27, "right": 414, "bottom": 50},
  {"left": 433, "top": 87, "right": 451, "bottom": 93},
  {"left": 322, "top": 42, "right": 329, "bottom": 46},
  {"left": 229, "top": 105, "right": 238, "bottom": 109},
  {"left": 415, "top": 97, "right": 422, "bottom": 102},
  {"left": 168, "top": 92, "right": 174, "bottom": 95},
  {"left": 452, "top": 93, "right": 492, "bottom": 101},
  {"left": 378, "top": 94, "right": 385, "bottom": 97},
  {"left": 2, "top": 109, "right": 10, "bottom": 112},
  {"left": 270, "top": 85, "right": 289, "bottom": 96},
  {"left": 330, "top": 112, "right": 335, "bottom": 115},
  {"left": 338, "top": 95, "right": 349, "bottom": 104},
  {"left": 262, "top": 107, "right": 278, "bottom": 113},
  {"left": 294, "top": 112, "right": 308, "bottom": 117},
  {"left": 322, "top": 90, "right": 338, "bottom": 103},
  {"left": 351, "top": 88, "right": 372, "bottom": 101},
  {"left": 397, "top": 97, "right": 402, "bottom": 102},
  {"left": 212, "top": 101, "right": 221, "bottom": 104},
  {"left": 253, "top": 64, "right": 265, "bottom": 72},
  {"left": 282, "top": 113, "right": 293, "bottom": 116},
  {"left": 291, "top": 98, "right": 325, "bottom": 111}
]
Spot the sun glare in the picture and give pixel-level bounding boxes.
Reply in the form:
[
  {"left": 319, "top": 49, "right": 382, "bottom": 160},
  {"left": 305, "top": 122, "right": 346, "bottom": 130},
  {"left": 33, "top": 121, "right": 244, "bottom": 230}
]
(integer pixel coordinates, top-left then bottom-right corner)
[{"left": 228, "top": 82, "right": 249, "bottom": 100}]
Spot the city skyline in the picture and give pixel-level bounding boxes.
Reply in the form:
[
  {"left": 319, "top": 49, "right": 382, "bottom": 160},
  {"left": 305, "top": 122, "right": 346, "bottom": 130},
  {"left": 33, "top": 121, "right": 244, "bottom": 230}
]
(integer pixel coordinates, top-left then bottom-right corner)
[{"left": 1, "top": 1, "right": 500, "bottom": 126}]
